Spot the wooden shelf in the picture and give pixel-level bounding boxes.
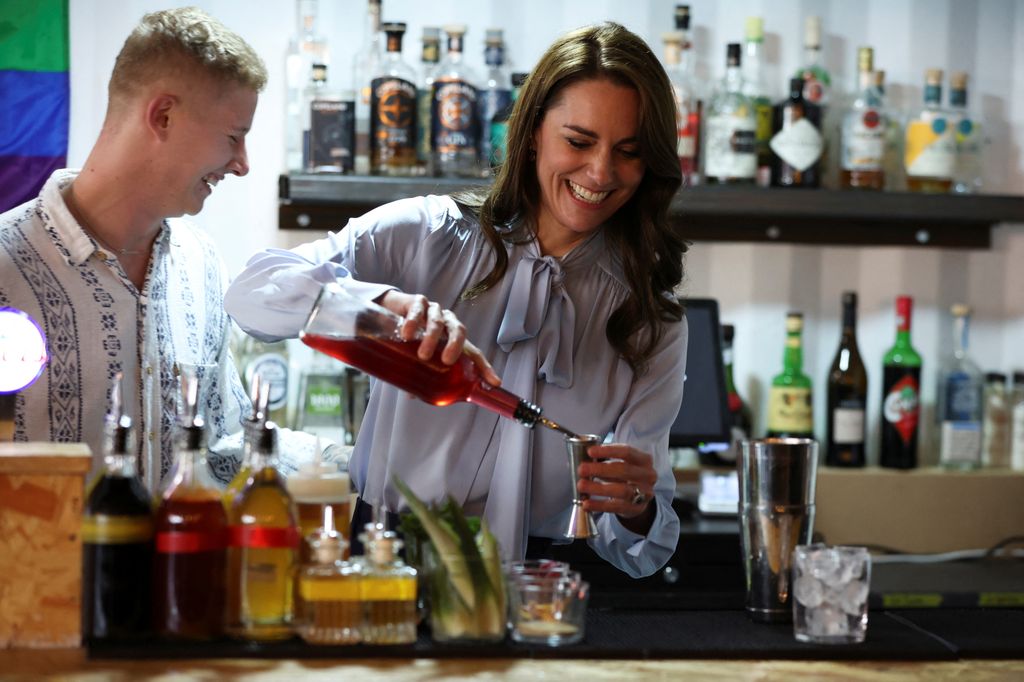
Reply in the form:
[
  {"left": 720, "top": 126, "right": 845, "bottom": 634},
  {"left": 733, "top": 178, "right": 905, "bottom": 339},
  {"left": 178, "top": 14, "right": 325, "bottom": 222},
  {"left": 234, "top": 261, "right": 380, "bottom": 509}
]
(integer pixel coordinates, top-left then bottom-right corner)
[{"left": 278, "top": 174, "right": 1024, "bottom": 249}]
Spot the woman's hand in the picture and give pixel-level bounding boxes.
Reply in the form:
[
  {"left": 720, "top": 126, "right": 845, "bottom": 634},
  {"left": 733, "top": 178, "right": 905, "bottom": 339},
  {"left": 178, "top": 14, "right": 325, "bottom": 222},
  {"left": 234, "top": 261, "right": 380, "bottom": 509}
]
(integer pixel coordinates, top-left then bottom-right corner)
[
  {"left": 378, "top": 290, "right": 501, "bottom": 386},
  {"left": 577, "top": 443, "right": 657, "bottom": 535}
]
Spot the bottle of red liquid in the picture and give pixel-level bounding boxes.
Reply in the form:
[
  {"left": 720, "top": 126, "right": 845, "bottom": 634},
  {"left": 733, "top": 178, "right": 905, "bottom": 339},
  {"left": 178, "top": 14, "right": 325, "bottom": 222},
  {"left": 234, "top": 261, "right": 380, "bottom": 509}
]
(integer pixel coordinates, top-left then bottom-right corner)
[{"left": 300, "top": 283, "right": 544, "bottom": 427}]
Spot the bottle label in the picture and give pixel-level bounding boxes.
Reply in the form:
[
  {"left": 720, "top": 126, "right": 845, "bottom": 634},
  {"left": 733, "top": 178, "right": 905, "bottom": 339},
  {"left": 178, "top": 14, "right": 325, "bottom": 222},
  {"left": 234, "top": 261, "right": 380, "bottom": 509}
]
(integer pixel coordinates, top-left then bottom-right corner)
[
  {"left": 753, "top": 98, "right": 772, "bottom": 150},
  {"left": 945, "top": 373, "right": 981, "bottom": 421},
  {"left": 246, "top": 353, "right": 289, "bottom": 411},
  {"left": 156, "top": 530, "right": 225, "bottom": 554},
  {"left": 770, "top": 117, "right": 823, "bottom": 172},
  {"left": 883, "top": 372, "right": 920, "bottom": 445},
  {"left": 940, "top": 421, "right": 981, "bottom": 464},
  {"left": 300, "top": 578, "right": 362, "bottom": 602},
  {"left": 673, "top": 90, "right": 700, "bottom": 161},
  {"left": 704, "top": 115, "right": 756, "bottom": 179},
  {"left": 832, "top": 405, "right": 865, "bottom": 444},
  {"left": 360, "top": 576, "right": 417, "bottom": 601},
  {"left": 801, "top": 75, "right": 827, "bottom": 104},
  {"left": 82, "top": 514, "right": 153, "bottom": 544},
  {"left": 370, "top": 76, "right": 418, "bottom": 167},
  {"left": 304, "top": 376, "right": 343, "bottom": 417},
  {"left": 905, "top": 115, "right": 955, "bottom": 177},
  {"left": 310, "top": 99, "right": 356, "bottom": 172},
  {"left": 842, "top": 108, "right": 885, "bottom": 170},
  {"left": 228, "top": 525, "right": 300, "bottom": 549},
  {"left": 431, "top": 79, "right": 480, "bottom": 154},
  {"left": 767, "top": 386, "right": 812, "bottom": 433}
]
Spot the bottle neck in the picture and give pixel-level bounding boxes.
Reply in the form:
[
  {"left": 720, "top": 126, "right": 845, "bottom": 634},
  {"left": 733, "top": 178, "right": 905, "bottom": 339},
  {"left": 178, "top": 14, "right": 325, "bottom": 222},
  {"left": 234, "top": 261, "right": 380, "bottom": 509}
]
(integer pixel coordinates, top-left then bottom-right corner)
[
  {"left": 723, "top": 344, "right": 738, "bottom": 393},
  {"left": 663, "top": 43, "right": 682, "bottom": 68},
  {"left": 744, "top": 39, "right": 763, "bottom": 70},
  {"left": 364, "top": 2, "right": 380, "bottom": 39},
  {"left": 724, "top": 65, "right": 743, "bottom": 92},
  {"left": 953, "top": 314, "right": 970, "bottom": 359},
  {"left": 923, "top": 83, "right": 942, "bottom": 106},
  {"left": 485, "top": 43, "right": 505, "bottom": 68},
  {"left": 803, "top": 45, "right": 821, "bottom": 67},
  {"left": 783, "top": 333, "right": 804, "bottom": 373}
]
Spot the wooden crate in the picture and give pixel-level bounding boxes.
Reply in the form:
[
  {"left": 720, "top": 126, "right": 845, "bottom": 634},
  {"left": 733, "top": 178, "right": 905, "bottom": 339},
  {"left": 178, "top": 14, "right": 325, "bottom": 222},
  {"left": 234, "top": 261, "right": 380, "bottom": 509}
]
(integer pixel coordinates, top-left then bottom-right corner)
[{"left": 0, "top": 443, "right": 92, "bottom": 648}]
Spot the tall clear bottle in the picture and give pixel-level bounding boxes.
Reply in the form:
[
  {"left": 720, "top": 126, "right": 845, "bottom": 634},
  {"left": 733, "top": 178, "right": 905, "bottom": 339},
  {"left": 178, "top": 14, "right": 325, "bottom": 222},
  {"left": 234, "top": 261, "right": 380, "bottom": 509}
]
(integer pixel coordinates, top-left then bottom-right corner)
[
  {"left": 353, "top": 0, "right": 384, "bottom": 175},
  {"left": 880, "top": 296, "right": 922, "bottom": 469},
  {"left": 416, "top": 27, "right": 441, "bottom": 174},
  {"left": 226, "top": 421, "right": 299, "bottom": 640},
  {"left": 703, "top": 43, "right": 757, "bottom": 184},
  {"left": 431, "top": 25, "right": 481, "bottom": 178},
  {"left": 937, "top": 304, "right": 983, "bottom": 469},
  {"left": 370, "top": 23, "right": 419, "bottom": 176},
  {"left": 82, "top": 378, "right": 153, "bottom": 643},
  {"left": 905, "top": 69, "right": 955, "bottom": 193},
  {"left": 840, "top": 47, "right": 886, "bottom": 190},
  {"left": 950, "top": 71, "right": 984, "bottom": 194},
  {"left": 742, "top": 17, "right": 773, "bottom": 186},
  {"left": 480, "top": 29, "right": 511, "bottom": 174},
  {"left": 826, "top": 292, "right": 868, "bottom": 467},
  {"left": 766, "top": 312, "right": 814, "bottom": 439},
  {"left": 662, "top": 28, "right": 701, "bottom": 186},
  {"left": 284, "top": 0, "right": 329, "bottom": 173}
]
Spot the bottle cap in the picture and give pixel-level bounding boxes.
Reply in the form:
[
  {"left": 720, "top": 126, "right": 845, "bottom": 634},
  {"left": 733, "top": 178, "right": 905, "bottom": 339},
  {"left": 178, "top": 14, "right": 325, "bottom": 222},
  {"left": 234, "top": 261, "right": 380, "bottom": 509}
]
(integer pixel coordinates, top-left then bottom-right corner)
[
  {"left": 674, "top": 5, "right": 691, "bottom": 31},
  {"left": 857, "top": 47, "right": 874, "bottom": 73},
  {"left": 443, "top": 23, "right": 467, "bottom": 38},
  {"left": 789, "top": 77, "right": 805, "bottom": 96},
  {"left": 745, "top": 17, "right": 764, "bottom": 43},
  {"left": 950, "top": 71, "right": 968, "bottom": 90},
  {"left": 804, "top": 16, "right": 822, "bottom": 49},
  {"left": 485, "top": 28, "right": 503, "bottom": 45},
  {"left": 925, "top": 68, "right": 944, "bottom": 86},
  {"left": 307, "top": 529, "right": 347, "bottom": 564},
  {"left": 662, "top": 30, "right": 686, "bottom": 46},
  {"left": 368, "top": 531, "right": 403, "bottom": 565},
  {"left": 1012, "top": 371, "right": 1024, "bottom": 386},
  {"left": 726, "top": 43, "right": 742, "bottom": 67},
  {"left": 985, "top": 372, "right": 1007, "bottom": 385},
  {"left": 382, "top": 22, "right": 406, "bottom": 35},
  {"left": 950, "top": 303, "right": 971, "bottom": 317},
  {"left": 842, "top": 291, "right": 858, "bottom": 307},
  {"left": 422, "top": 26, "right": 440, "bottom": 41},
  {"left": 872, "top": 70, "right": 886, "bottom": 88},
  {"left": 785, "top": 312, "right": 804, "bottom": 333},
  {"left": 721, "top": 324, "right": 735, "bottom": 343}
]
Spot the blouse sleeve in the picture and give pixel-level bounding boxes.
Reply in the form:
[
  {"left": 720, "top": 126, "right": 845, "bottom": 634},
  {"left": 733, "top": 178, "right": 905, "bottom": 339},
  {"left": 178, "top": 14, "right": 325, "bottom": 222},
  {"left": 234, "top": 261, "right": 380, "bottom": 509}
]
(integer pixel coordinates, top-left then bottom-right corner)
[
  {"left": 224, "top": 195, "right": 457, "bottom": 341},
  {"left": 587, "top": 314, "right": 688, "bottom": 578}
]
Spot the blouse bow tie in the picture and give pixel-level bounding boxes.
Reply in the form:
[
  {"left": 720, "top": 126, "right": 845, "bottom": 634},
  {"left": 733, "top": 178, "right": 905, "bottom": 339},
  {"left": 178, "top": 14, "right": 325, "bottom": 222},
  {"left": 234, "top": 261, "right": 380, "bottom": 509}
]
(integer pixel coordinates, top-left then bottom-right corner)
[{"left": 495, "top": 252, "right": 576, "bottom": 388}]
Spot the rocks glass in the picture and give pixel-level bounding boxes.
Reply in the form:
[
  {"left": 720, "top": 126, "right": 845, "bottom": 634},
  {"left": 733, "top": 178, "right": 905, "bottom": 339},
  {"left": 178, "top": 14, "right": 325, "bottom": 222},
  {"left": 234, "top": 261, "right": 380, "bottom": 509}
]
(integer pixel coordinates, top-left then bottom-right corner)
[{"left": 792, "top": 544, "right": 871, "bottom": 644}]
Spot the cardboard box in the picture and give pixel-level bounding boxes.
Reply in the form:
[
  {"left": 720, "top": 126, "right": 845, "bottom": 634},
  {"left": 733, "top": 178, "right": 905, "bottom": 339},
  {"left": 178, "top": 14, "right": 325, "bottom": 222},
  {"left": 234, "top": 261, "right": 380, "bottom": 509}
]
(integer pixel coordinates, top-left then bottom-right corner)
[
  {"left": 815, "top": 466, "right": 1024, "bottom": 555},
  {"left": 0, "top": 443, "right": 91, "bottom": 648}
]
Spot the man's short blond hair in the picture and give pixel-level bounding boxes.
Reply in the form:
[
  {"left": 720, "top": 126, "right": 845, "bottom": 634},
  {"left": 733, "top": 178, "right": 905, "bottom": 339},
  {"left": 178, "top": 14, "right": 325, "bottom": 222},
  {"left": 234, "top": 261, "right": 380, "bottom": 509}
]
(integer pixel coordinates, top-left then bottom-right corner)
[{"left": 108, "top": 6, "right": 267, "bottom": 109}]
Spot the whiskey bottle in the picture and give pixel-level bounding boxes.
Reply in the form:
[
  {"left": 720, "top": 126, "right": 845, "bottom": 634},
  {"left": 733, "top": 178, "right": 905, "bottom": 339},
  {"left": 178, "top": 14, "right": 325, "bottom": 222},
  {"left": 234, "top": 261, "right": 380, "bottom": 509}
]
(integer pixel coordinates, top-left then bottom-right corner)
[
  {"left": 431, "top": 24, "right": 481, "bottom": 178},
  {"left": 937, "top": 304, "right": 983, "bottom": 469},
  {"left": 950, "top": 71, "right": 984, "bottom": 194},
  {"left": 703, "top": 43, "right": 756, "bottom": 184},
  {"left": 416, "top": 26, "right": 441, "bottom": 174},
  {"left": 880, "top": 296, "right": 922, "bottom": 469},
  {"left": 296, "top": 530, "right": 363, "bottom": 645},
  {"left": 770, "top": 77, "right": 824, "bottom": 188},
  {"left": 304, "top": 63, "right": 356, "bottom": 174},
  {"left": 353, "top": 0, "right": 384, "bottom": 175},
  {"left": 662, "top": 25, "right": 701, "bottom": 186},
  {"left": 840, "top": 47, "right": 886, "bottom": 190},
  {"left": 767, "top": 312, "right": 813, "bottom": 439},
  {"left": 284, "top": 0, "right": 329, "bottom": 172},
  {"left": 226, "top": 421, "right": 299, "bottom": 640},
  {"left": 742, "top": 17, "right": 773, "bottom": 186},
  {"left": 905, "top": 68, "right": 955, "bottom": 193},
  {"left": 826, "top": 292, "right": 868, "bottom": 467},
  {"left": 360, "top": 531, "right": 417, "bottom": 644},
  {"left": 480, "top": 28, "right": 512, "bottom": 172},
  {"left": 370, "top": 23, "right": 419, "bottom": 176}
]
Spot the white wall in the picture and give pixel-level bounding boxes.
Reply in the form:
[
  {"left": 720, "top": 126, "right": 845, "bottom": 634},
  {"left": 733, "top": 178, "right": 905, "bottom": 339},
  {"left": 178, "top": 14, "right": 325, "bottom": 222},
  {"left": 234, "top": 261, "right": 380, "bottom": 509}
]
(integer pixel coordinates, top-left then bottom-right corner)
[{"left": 68, "top": 0, "right": 1023, "bottom": 464}]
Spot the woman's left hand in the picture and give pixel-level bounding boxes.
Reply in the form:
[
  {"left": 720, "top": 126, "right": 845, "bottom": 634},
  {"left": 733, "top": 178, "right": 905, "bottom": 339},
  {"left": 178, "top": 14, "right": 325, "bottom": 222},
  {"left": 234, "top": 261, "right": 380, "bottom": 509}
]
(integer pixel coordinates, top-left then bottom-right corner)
[{"left": 577, "top": 443, "right": 657, "bottom": 534}]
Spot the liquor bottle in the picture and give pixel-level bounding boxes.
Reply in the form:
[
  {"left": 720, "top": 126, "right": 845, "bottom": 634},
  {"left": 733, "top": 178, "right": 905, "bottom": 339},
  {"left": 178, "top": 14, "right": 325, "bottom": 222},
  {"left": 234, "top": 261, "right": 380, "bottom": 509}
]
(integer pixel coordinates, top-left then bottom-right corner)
[
  {"left": 937, "top": 304, "right": 983, "bottom": 469},
  {"left": 770, "top": 77, "right": 824, "bottom": 187},
  {"left": 480, "top": 28, "right": 511, "bottom": 173},
  {"left": 416, "top": 26, "right": 441, "bottom": 174},
  {"left": 1010, "top": 372, "right": 1024, "bottom": 471},
  {"left": 353, "top": 0, "right": 383, "bottom": 175},
  {"left": 296, "top": 530, "right": 363, "bottom": 645},
  {"left": 153, "top": 400, "right": 227, "bottom": 639},
  {"left": 766, "top": 312, "right": 813, "bottom": 439},
  {"left": 431, "top": 25, "right": 481, "bottom": 178},
  {"left": 237, "top": 332, "right": 291, "bottom": 427},
  {"left": 722, "top": 324, "right": 753, "bottom": 462},
  {"left": 226, "top": 421, "right": 299, "bottom": 640},
  {"left": 742, "top": 17, "right": 773, "bottom": 187},
  {"left": 981, "top": 372, "right": 1011, "bottom": 467},
  {"left": 223, "top": 374, "right": 268, "bottom": 513},
  {"left": 880, "top": 296, "right": 922, "bottom": 469},
  {"left": 489, "top": 72, "right": 527, "bottom": 168},
  {"left": 370, "top": 23, "right": 419, "bottom": 176},
  {"left": 284, "top": 0, "right": 329, "bottom": 172},
  {"left": 826, "top": 292, "right": 868, "bottom": 467},
  {"left": 295, "top": 352, "right": 347, "bottom": 446},
  {"left": 840, "top": 47, "right": 886, "bottom": 190},
  {"left": 876, "top": 71, "right": 906, "bottom": 191},
  {"left": 950, "top": 71, "right": 984, "bottom": 194},
  {"left": 304, "top": 64, "right": 356, "bottom": 174},
  {"left": 662, "top": 28, "right": 701, "bottom": 186},
  {"left": 793, "top": 16, "right": 831, "bottom": 106},
  {"left": 703, "top": 43, "right": 757, "bottom": 184},
  {"left": 905, "top": 69, "right": 956, "bottom": 193},
  {"left": 360, "top": 531, "right": 417, "bottom": 644},
  {"left": 82, "top": 379, "right": 153, "bottom": 643}
]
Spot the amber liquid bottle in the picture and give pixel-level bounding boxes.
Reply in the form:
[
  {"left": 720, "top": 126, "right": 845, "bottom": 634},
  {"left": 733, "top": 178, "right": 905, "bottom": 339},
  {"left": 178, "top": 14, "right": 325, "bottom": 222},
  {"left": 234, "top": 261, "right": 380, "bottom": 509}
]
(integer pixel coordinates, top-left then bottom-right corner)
[
  {"left": 153, "top": 416, "right": 227, "bottom": 640},
  {"left": 826, "top": 292, "right": 868, "bottom": 466},
  {"left": 226, "top": 421, "right": 299, "bottom": 641},
  {"left": 360, "top": 532, "right": 418, "bottom": 644},
  {"left": 82, "top": 414, "right": 154, "bottom": 643}
]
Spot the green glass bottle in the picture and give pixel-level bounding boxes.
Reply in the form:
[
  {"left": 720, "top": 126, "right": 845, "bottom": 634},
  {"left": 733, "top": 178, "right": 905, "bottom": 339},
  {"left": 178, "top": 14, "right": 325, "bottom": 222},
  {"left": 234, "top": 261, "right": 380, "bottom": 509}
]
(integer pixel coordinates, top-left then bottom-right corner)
[
  {"left": 766, "top": 312, "right": 814, "bottom": 438},
  {"left": 879, "top": 296, "right": 923, "bottom": 468}
]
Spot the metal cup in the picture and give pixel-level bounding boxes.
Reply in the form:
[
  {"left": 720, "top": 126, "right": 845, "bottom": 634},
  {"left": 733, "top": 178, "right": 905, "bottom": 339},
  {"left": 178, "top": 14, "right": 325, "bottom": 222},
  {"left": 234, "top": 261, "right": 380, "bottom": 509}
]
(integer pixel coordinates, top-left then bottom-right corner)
[
  {"left": 738, "top": 438, "right": 818, "bottom": 623},
  {"left": 564, "top": 434, "right": 601, "bottom": 539}
]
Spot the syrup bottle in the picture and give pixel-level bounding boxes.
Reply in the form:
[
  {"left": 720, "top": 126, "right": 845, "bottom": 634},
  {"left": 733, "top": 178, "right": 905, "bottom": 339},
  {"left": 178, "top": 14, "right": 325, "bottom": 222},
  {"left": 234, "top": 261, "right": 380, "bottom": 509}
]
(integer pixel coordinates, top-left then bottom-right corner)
[
  {"left": 360, "top": 530, "right": 417, "bottom": 644},
  {"left": 226, "top": 420, "right": 299, "bottom": 641},
  {"left": 82, "top": 376, "right": 154, "bottom": 643},
  {"left": 296, "top": 530, "right": 363, "bottom": 645},
  {"left": 153, "top": 375, "right": 228, "bottom": 640},
  {"left": 222, "top": 374, "right": 268, "bottom": 513}
]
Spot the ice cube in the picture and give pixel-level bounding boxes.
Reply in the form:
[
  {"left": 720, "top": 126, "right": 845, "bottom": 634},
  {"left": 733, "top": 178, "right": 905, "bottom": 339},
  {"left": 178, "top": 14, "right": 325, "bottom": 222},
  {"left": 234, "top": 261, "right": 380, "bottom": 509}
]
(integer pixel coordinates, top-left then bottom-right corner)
[
  {"left": 808, "top": 547, "right": 844, "bottom": 586},
  {"left": 807, "top": 603, "right": 849, "bottom": 637},
  {"left": 837, "top": 550, "right": 867, "bottom": 584},
  {"left": 839, "top": 579, "right": 869, "bottom": 616},
  {"left": 793, "top": 575, "right": 824, "bottom": 608}
]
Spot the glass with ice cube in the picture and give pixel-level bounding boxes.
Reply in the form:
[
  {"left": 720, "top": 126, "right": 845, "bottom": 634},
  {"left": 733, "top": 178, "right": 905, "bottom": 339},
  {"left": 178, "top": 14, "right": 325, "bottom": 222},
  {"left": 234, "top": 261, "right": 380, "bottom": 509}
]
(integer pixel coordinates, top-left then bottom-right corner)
[{"left": 792, "top": 544, "right": 871, "bottom": 644}]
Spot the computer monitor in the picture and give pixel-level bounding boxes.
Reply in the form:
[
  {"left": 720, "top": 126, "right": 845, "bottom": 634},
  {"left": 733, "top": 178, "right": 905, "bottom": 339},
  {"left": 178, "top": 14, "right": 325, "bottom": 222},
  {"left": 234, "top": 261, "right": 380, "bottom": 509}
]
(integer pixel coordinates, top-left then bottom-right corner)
[{"left": 668, "top": 298, "right": 731, "bottom": 448}]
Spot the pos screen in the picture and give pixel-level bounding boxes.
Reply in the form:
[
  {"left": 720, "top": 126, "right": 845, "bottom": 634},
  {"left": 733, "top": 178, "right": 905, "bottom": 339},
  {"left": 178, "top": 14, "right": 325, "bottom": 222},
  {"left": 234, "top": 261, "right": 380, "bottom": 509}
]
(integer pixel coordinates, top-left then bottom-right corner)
[{"left": 668, "top": 298, "right": 730, "bottom": 448}]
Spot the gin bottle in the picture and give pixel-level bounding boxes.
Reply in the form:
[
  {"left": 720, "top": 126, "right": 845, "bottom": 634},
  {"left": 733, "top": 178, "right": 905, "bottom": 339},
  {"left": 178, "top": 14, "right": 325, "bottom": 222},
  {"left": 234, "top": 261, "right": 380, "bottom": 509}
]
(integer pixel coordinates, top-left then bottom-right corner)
[
  {"left": 370, "top": 23, "right": 419, "bottom": 176},
  {"left": 840, "top": 47, "right": 886, "bottom": 190},
  {"left": 742, "top": 17, "right": 773, "bottom": 186},
  {"left": 353, "top": 0, "right": 384, "bottom": 175},
  {"left": 480, "top": 28, "right": 511, "bottom": 173},
  {"left": 905, "top": 69, "right": 955, "bottom": 193},
  {"left": 431, "top": 24, "right": 481, "bottom": 178},
  {"left": 770, "top": 77, "right": 824, "bottom": 188},
  {"left": 703, "top": 43, "right": 756, "bottom": 184},
  {"left": 937, "top": 304, "right": 983, "bottom": 469},
  {"left": 950, "top": 71, "right": 984, "bottom": 194}
]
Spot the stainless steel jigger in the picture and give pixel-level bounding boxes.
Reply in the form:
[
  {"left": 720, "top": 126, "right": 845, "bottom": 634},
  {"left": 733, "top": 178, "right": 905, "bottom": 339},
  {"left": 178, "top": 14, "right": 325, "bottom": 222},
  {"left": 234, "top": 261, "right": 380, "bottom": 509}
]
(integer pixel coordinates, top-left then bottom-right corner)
[{"left": 564, "top": 434, "right": 601, "bottom": 539}]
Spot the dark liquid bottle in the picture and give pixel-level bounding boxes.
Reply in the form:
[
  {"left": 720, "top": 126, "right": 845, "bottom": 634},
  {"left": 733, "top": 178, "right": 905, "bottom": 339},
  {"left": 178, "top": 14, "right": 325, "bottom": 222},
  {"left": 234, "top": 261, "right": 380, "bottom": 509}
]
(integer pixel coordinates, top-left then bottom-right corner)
[
  {"left": 770, "top": 78, "right": 824, "bottom": 188},
  {"left": 700, "top": 324, "right": 752, "bottom": 466},
  {"left": 82, "top": 414, "right": 154, "bottom": 643},
  {"left": 826, "top": 292, "right": 868, "bottom": 467},
  {"left": 153, "top": 416, "right": 227, "bottom": 640},
  {"left": 880, "top": 296, "right": 922, "bottom": 469}
]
